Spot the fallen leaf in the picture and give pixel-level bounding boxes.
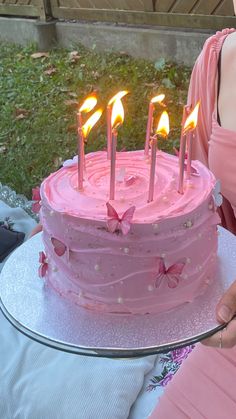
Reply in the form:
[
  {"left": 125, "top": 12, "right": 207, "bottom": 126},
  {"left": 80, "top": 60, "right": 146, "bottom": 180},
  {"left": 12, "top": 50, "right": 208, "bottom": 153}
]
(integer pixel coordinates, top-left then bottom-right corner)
[
  {"left": 54, "top": 157, "right": 63, "bottom": 167},
  {"left": 44, "top": 66, "right": 56, "bottom": 76},
  {"left": 15, "top": 108, "right": 29, "bottom": 120},
  {"left": 67, "top": 124, "right": 76, "bottom": 132},
  {"left": 31, "top": 52, "right": 49, "bottom": 59},
  {"left": 64, "top": 99, "right": 78, "bottom": 107},
  {"left": 68, "top": 51, "right": 81, "bottom": 63}
]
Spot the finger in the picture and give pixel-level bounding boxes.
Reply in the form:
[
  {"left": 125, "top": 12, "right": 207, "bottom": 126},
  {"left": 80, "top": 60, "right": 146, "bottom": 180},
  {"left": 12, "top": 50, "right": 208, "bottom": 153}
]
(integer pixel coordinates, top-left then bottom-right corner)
[
  {"left": 216, "top": 280, "right": 236, "bottom": 323},
  {"left": 202, "top": 319, "right": 236, "bottom": 348}
]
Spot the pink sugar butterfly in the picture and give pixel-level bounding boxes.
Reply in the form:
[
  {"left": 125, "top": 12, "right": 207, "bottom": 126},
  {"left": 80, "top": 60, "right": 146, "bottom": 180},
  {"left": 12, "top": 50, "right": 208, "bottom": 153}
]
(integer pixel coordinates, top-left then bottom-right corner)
[
  {"left": 38, "top": 251, "right": 48, "bottom": 278},
  {"left": 155, "top": 258, "right": 186, "bottom": 289},
  {"left": 51, "top": 237, "right": 67, "bottom": 256},
  {"left": 106, "top": 202, "right": 136, "bottom": 236}
]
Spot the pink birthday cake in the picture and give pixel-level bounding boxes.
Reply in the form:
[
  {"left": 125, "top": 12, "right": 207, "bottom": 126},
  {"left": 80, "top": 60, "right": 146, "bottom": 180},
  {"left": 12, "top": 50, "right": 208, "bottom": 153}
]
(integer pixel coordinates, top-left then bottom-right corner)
[{"left": 39, "top": 149, "right": 220, "bottom": 315}]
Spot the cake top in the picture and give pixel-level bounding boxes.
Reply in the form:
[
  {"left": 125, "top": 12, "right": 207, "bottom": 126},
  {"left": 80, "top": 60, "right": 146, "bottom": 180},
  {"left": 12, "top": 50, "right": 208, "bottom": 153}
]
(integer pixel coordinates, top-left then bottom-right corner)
[{"left": 41, "top": 149, "right": 216, "bottom": 224}]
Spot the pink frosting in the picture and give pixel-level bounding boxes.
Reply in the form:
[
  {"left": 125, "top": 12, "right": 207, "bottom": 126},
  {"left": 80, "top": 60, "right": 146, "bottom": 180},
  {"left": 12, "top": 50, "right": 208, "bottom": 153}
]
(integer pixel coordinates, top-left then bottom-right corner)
[{"left": 40, "top": 150, "right": 220, "bottom": 314}]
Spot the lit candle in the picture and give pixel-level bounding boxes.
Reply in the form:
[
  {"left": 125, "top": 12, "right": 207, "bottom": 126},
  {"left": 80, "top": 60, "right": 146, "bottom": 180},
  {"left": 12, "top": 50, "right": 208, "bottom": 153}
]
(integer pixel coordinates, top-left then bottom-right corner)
[
  {"left": 186, "top": 102, "right": 200, "bottom": 179},
  {"left": 148, "top": 111, "right": 169, "bottom": 203},
  {"left": 107, "top": 91, "right": 128, "bottom": 160},
  {"left": 77, "top": 94, "right": 97, "bottom": 130},
  {"left": 178, "top": 101, "right": 200, "bottom": 193},
  {"left": 78, "top": 109, "right": 103, "bottom": 190},
  {"left": 109, "top": 98, "right": 124, "bottom": 200},
  {"left": 77, "top": 94, "right": 97, "bottom": 187},
  {"left": 186, "top": 132, "right": 193, "bottom": 179},
  {"left": 144, "top": 94, "right": 165, "bottom": 156}
]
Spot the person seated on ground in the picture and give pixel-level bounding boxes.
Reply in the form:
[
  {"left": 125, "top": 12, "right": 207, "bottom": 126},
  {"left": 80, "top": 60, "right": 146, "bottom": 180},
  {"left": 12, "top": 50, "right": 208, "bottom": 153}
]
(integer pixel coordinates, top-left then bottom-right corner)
[{"left": 149, "top": 12, "right": 236, "bottom": 419}]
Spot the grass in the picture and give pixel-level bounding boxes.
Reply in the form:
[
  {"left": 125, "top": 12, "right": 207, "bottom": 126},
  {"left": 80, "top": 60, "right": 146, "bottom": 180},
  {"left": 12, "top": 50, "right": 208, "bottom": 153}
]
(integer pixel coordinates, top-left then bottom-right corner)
[{"left": 0, "top": 42, "right": 191, "bottom": 198}]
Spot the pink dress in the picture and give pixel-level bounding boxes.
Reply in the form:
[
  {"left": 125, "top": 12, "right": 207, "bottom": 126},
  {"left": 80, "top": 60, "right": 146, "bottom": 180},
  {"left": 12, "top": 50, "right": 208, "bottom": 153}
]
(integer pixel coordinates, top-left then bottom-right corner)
[{"left": 149, "top": 29, "right": 236, "bottom": 419}]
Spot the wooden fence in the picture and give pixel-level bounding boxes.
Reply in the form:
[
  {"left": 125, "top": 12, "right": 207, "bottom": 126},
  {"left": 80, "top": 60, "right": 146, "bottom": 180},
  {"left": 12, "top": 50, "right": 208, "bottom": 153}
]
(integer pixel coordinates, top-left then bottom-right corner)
[{"left": 0, "top": 0, "right": 235, "bottom": 29}]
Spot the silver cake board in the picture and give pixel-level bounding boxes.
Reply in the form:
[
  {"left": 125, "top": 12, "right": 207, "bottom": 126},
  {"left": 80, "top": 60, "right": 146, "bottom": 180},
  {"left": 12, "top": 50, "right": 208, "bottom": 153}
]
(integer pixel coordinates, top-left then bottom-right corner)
[{"left": 0, "top": 226, "right": 235, "bottom": 358}]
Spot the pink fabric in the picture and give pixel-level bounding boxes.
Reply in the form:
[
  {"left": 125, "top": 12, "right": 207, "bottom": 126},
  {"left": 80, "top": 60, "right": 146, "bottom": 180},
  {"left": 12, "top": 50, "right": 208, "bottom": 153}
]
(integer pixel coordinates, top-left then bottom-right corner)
[
  {"left": 149, "top": 29, "right": 236, "bottom": 418},
  {"left": 188, "top": 28, "right": 236, "bottom": 234},
  {"left": 149, "top": 345, "right": 236, "bottom": 419}
]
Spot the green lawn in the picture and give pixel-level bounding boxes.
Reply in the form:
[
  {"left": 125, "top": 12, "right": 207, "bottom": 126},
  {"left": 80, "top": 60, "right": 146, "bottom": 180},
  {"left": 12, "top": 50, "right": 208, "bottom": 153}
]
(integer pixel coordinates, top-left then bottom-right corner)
[{"left": 0, "top": 43, "right": 191, "bottom": 198}]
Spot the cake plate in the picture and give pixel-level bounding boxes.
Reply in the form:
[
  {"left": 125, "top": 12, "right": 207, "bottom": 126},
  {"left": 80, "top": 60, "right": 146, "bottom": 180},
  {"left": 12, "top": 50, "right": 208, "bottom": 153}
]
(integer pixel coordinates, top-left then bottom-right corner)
[{"left": 0, "top": 226, "right": 235, "bottom": 358}]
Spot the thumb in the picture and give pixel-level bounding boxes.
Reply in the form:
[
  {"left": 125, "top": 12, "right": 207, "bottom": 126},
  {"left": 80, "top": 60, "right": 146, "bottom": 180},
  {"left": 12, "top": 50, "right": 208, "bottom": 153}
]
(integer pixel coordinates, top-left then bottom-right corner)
[{"left": 216, "top": 280, "right": 236, "bottom": 323}]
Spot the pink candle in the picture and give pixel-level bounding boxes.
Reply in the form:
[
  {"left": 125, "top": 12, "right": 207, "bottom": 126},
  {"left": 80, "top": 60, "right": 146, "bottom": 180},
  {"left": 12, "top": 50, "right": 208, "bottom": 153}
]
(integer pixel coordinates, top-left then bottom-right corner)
[
  {"left": 107, "top": 91, "right": 128, "bottom": 160},
  {"left": 178, "top": 131, "right": 187, "bottom": 194},
  {"left": 109, "top": 129, "right": 117, "bottom": 200},
  {"left": 145, "top": 102, "right": 154, "bottom": 156},
  {"left": 186, "top": 132, "right": 193, "bottom": 179},
  {"left": 78, "top": 109, "right": 103, "bottom": 191},
  {"left": 107, "top": 104, "right": 112, "bottom": 159},
  {"left": 147, "top": 135, "right": 157, "bottom": 202},
  {"left": 178, "top": 101, "right": 200, "bottom": 193},
  {"left": 78, "top": 128, "right": 84, "bottom": 190},
  {"left": 144, "top": 94, "right": 165, "bottom": 156},
  {"left": 147, "top": 110, "right": 169, "bottom": 202},
  {"left": 77, "top": 111, "right": 83, "bottom": 130},
  {"left": 109, "top": 98, "right": 125, "bottom": 200}
]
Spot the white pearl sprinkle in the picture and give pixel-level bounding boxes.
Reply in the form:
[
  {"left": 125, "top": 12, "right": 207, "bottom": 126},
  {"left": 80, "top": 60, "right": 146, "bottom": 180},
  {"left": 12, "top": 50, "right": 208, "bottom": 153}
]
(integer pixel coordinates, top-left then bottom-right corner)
[
  {"left": 117, "top": 297, "right": 124, "bottom": 304},
  {"left": 184, "top": 220, "right": 193, "bottom": 228},
  {"left": 152, "top": 223, "right": 159, "bottom": 231},
  {"left": 44, "top": 258, "right": 48, "bottom": 264},
  {"left": 123, "top": 247, "right": 129, "bottom": 254},
  {"left": 162, "top": 196, "right": 168, "bottom": 201},
  {"left": 161, "top": 253, "right": 166, "bottom": 258},
  {"left": 52, "top": 266, "right": 58, "bottom": 272},
  {"left": 208, "top": 203, "right": 213, "bottom": 210},
  {"left": 148, "top": 285, "right": 154, "bottom": 292},
  {"left": 94, "top": 264, "right": 100, "bottom": 271},
  {"left": 39, "top": 200, "right": 42, "bottom": 205},
  {"left": 50, "top": 210, "right": 54, "bottom": 216}
]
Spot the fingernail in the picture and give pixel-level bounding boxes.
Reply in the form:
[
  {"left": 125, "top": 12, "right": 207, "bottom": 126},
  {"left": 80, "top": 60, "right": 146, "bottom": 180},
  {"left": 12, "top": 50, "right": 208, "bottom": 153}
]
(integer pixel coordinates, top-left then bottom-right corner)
[{"left": 218, "top": 305, "right": 232, "bottom": 322}]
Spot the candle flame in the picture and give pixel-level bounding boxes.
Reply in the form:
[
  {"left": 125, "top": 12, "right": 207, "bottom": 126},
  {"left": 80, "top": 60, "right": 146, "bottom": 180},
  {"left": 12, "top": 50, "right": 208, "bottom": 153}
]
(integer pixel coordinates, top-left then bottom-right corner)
[
  {"left": 155, "top": 111, "right": 169, "bottom": 138},
  {"left": 151, "top": 94, "right": 165, "bottom": 104},
  {"left": 108, "top": 90, "right": 128, "bottom": 106},
  {"left": 79, "top": 95, "right": 97, "bottom": 113},
  {"left": 82, "top": 109, "right": 103, "bottom": 138},
  {"left": 111, "top": 98, "right": 124, "bottom": 129},
  {"left": 183, "top": 101, "right": 200, "bottom": 134}
]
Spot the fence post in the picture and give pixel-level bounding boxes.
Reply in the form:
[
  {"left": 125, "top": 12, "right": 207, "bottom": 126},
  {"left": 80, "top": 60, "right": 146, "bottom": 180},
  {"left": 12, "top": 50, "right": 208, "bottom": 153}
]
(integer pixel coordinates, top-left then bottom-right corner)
[{"left": 39, "top": 0, "right": 53, "bottom": 21}]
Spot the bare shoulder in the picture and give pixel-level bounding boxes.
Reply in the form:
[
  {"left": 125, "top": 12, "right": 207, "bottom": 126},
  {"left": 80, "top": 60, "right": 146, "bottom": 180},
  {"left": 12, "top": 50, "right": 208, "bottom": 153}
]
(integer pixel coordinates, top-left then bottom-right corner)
[{"left": 221, "top": 31, "right": 236, "bottom": 62}]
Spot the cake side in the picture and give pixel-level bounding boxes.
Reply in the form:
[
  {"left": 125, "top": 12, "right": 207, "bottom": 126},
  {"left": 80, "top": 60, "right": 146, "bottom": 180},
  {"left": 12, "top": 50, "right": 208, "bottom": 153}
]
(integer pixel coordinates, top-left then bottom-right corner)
[{"left": 39, "top": 150, "right": 220, "bottom": 314}]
